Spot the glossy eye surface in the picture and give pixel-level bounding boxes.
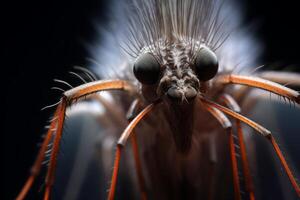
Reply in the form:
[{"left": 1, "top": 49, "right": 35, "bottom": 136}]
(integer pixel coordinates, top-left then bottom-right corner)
[
  {"left": 133, "top": 53, "right": 161, "bottom": 85},
  {"left": 194, "top": 46, "right": 219, "bottom": 81}
]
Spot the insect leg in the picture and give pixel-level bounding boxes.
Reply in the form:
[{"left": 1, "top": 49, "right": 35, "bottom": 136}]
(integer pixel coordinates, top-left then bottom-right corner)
[
  {"left": 96, "top": 96, "right": 148, "bottom": 199},
  {"left": 201, "top": 103, "right": 241, "bottom": 200},
  {"left": 259, "top": 71, "right": 300, "bottom": 87},
  {"left": 200, "top": 97, "right": 300, "bottom": 197},
  {"left": 215, "top": 74, "right": 300, "bottom": 104},
  {"left": 44, "top": 80, "right": 135, "bottom": 200},
  {"left": 108, "top": 103, "right": 156, "bottom": 200},
  {"left": 44, "top": 99, "right": 67, "bottom": 200},
  {"left": 15, "top": 80, "right": 134, "bottom": 200},
  {"left": 64, "top": 80, "right": 136, "bottom": 100},
  {"left": 268, "top": 136, "right": 300, "bottom": 197},
  {"left": 16, "top": 108, "right": 60, "bottom": 200},
  {"left": 231, "top": 71, "right": 300, "bottom": 109},
  {"left": 108, "top": 145, "right": 122, "bottom": 200},
  {"left": 220, "top": 94, "right": 255, "bottom": 200},
  {"left": 126, "top": 99, "right": 147, "bottom": 200},
  {"left": 239, "top": 71, "right": 300, "bottom": 111}
]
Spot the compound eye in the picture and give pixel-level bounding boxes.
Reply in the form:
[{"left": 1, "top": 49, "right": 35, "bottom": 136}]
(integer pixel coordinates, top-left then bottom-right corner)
[
  {"left": 194, "top": 46, "right": 219, "bottom": 81},
  {"left": 133, "top": 53, "right": 161, "bottom": 85}
]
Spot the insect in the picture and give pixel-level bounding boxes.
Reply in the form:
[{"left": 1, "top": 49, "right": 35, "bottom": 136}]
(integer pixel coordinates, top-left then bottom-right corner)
[{"left": 16, "top": 0, "right": 300, "bottom": 199}]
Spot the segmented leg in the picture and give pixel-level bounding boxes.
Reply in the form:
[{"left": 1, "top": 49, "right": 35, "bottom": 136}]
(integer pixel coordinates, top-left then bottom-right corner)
[
  {"left": 202, "top": 103, "right": 241, "bottom": 200},
  {"left": 44, "top": 100, "right": 66, "bottom": 200},
  {"left": 259, "top": 71, "right": 300, "bottom": 86},
  {"left": 126, "top": 99, "right": 147, "bottom": 200},
  {"left": 17, "top": 80, "right": 134, "bottom": 200},
  {"left": 268, "top": 136, "right": 300, "bottom": 197},
  {"left": 231, "top": 71, "right": 300, "bottom": 112},
  {"left": 16, "top": 108, "right": 60, "bottom": 200},
  {"left": 200, "top": 97, "right": 300, "bottom": 197},
  {"left": 236, "top": 120, "right": 255, "bottom": 200},
  {"left": 108, "top": 102, "right": 157, "bottom": 200},
  {"left": 64, "top": 80, "right": 135, "bottom": 100},
  {"left": 108, "top": 145, "right": 122, "bottom": 200},
  {"left": 220, "top": 94, "right": 255, "bottom": 200},
  {"left": 216, "top": 74, "right": 300, "bottom": 103},
  {"left": 92, "top": 95, "right": 147, "bottom": 198}
]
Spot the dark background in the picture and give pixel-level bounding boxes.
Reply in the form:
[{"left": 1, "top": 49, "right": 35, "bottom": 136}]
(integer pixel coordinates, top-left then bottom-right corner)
[{"left": 3, "top": 0, "right": 300, "bottom": 199}]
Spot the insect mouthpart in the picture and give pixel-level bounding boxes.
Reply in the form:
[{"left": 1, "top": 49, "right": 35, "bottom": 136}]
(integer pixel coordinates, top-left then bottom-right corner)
[{"left": 160, "top": 69, "right": 200, "bottom": 104}]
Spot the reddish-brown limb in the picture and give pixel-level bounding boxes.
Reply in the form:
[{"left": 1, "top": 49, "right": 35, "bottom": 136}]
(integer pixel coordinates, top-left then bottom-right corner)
[
  {"left": 202, "top": 104, "right": 241, "bottom": 200},
  {"left": 108, "top": 103, "right": 156, "bottom": 200},
  {"left": 268, "top": 136, "right": 300, "bottom": 197},
  {"left": 229, "top": 129, "right": 242, "bottom": 200},
  {"left": 90, "top": 96, "right": 147, "bottom": 199},
  {"left": 130, "top": 131, "right": 147, "bottom": 200},
  {"left": 236, "top": 120, "right": 255, "bottom": 200},
  {"left": 44, "top": 186, "right": 51, "bottom": 200},
  {"left": 16, "top": 79, "right": 134, "bottom": 200},
  {"left": 259, "top": 71, "right": 300, "bottom": 86},
  {"left": 117, "top": 103, "right": 156, "bottom": 146},
  {"left": 200, "top": 97, "right": 271, "bottom": 137},
  {"left": 43, "top": 80, "right": 134, "bottom": 199},
  {"left": 127, "top": 99, "right": 147, "bottom": 200},
  {"left": 64, "top": 80, "right": 135, "bottom": 100},
  {"left": 16, "top": 108, "right": 60, "bottom": 200},
  {"left": 220, "top": 94, "right": 255, "bottom": 200},
  {"left": 16, "top": 177, "right": 35, "bottom": 200},
  {"left": 203, "top": 104, "right": 232, "bottom": 129},
  {"left": 44, "top": 99, "right": 67, "bottom": 200},
  {"left": 216, "top": 74, "right": 300, "bottom": 103},
  {"left": 231, "top": 72, "right": 300, "bottom": 109},
  {"left": 108, "top": 145, "right": 122, "bottom": 200},
  {"left": 219, "top": 94, "right": 241, "bottom": 113},
  {"left": 201, "top": 97, "right": 300, "bottom": 197}
]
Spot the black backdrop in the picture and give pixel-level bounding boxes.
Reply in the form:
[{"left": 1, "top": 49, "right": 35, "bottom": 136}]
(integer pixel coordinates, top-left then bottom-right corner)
[{"left": 3, "top": 0, "right": 300, "bottom": 199}]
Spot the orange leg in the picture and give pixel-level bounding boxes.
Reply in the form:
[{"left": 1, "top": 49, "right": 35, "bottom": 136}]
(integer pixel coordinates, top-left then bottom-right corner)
[
  {"left": 269, "top": 136, "right": 300, "bottom": 197},
  {"left": 220, "top": 94, "right": 255, "bottom": 200},
  {"left": 64, "top": 80, "right": 135, "bottom": 100},
  {"left": 126, "top": 99, "right": 147, "bottom": 200},
  {"left": 16, "top": 80, "right": 135, "bottom": 200},
  {"left": 93, "top": 96, "right": 147, "bottom": 199},
  {"left": 16, "top": 107, "right": 60, "bottom": 200},
  {"left": 230, "top": 72, "right": 300, "bottom": 111},
  {"left": 108, "top": 145, "right": 122, "bottom": 200},
  {"left": 228, "top": 130, "right": 241, "bottom": 200},
  {"left": 236, "top": 120, "right": 255, "bottom": 200},
  {"left": 200, "top": 97, "right": 271, "bottom": 137},
  {"left": 200, "top": 97, "right": 300, "bottom": 197},
  {"left": 44, "top": 100, "right": 66, "bottom": 200},
  {"left": 108, "top": 103, "right": 156, "bottom": 200},
  {"left": 216, "top": 74, "right": 300, "bottom": 103},
  {"left": 259, "top": 71, "right": 300, "bottom": 87},
  {"left": 202, "top": 104, "right": 241, "bottom": 200}
]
